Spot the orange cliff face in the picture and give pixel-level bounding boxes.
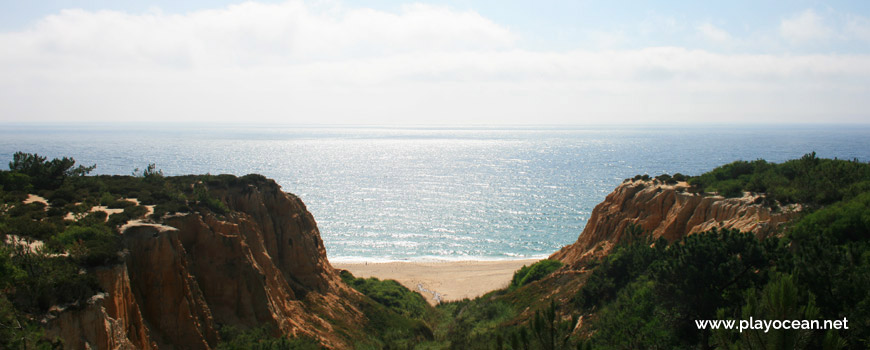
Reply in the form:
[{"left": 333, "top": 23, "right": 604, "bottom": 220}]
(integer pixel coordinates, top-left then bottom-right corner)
[
  {"left": 45, "top": 179, "right": 366, "bottom": 349},
  {"left": 550, "top": 180, "right": 800, "bottom": 268}
]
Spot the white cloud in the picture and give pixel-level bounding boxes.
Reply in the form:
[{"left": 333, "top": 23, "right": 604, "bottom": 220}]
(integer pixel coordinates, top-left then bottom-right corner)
[
  {"left": 845, "top": 14, "right": 870, "bottom": 42},
  {"left": 697, "top": 22, "right": 732, "bottom": 44},
  {"left": 1, "top": 1, "right": 513, "bottom": 69},
  {"left": 780, "top": 9, "right": 834, "bottom": 44},
  {"left": 1, "top": 2, "right": 869, "bottom": 124}
]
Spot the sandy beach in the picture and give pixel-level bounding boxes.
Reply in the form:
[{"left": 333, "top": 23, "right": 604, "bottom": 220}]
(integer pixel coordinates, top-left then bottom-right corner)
[{"left": 333, "top": 259, "right": 540, "bottom": 305}]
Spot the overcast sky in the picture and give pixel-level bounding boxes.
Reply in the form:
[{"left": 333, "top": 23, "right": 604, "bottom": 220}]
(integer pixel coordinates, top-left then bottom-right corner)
[{"left": 2, "top": 0, "right": 870, "bottom": 125}]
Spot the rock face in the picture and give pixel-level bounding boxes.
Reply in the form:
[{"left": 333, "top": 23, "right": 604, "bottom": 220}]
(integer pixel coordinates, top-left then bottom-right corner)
[
  {"left": 44, "top": 264, "right": 155, "bottom": 350},
  {"left": 551, "top": 180, "right": 799, "bottom": 267},
  {"left": 47, "top": 179, "right": 364, "bottom": 349}
]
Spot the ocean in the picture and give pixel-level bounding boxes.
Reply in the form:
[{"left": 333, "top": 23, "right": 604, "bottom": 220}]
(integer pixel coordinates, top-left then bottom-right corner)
[{"left": 2, "top": 124, "right": 869, "bottom": 262}]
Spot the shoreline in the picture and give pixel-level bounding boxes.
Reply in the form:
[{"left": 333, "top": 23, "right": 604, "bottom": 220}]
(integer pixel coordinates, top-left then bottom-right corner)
[
  {"left": 328, "top": 255, "right": 550, "bottom": 264},
  {"left": 333, "top": 259, "right": 541, "bottom": 305}
]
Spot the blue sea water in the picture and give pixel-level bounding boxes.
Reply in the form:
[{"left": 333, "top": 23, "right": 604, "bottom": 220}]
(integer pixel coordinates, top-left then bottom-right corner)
[{"left": 2, "top": 124, "right": 869, "bottom": 262}]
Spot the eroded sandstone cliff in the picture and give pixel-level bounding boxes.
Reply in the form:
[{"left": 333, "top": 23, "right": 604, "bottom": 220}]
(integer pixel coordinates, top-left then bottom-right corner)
[
  {"left": 46, "top": 178, "right": 365, "bottom": 349},
  {"left": 551, "top": 180, "right": 799, "bottom": 267}
]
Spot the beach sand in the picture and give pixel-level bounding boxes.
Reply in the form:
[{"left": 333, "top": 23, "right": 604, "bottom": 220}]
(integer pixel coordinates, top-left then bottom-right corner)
[{"left": 333, "top": 259, "right": 540, "bottom": 305}]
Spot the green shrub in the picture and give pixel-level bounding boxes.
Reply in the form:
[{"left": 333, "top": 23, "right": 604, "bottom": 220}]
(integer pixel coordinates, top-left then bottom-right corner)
[
  {"left": 786, "top": 192, "right": 870, "bottom": 345},
  {"left": 99, "top": 192, "right": 115, "bottom": 206},
  {"left": 56, "top": 224, "right": 120, "bottom": 266},
  {"left": 716, "top": 179, "right": 744, "bottom": 198},
  {"left": 340, "top": 270, "right": 430, "bottom": 319},
  {"left": 574, "top": 236, "right": 666, "bottom": 310},
  {"left": 3, "top": 215, "right": 60, "bottom": 240},
  {"left": 5, "top": 245, "right": 100, "bottom": 313},
  {"left": 7, "top": 152, "right": 95, "bottom": 190},
  {"left": 0, "top": 171, "right": 32, "bottom": 192},
  {"left": 510, "top": 259, "right": 563, "bottom": 289},
  {"left": 107, "top": 199, "right": 136, "bottom": 209},
  {"left": 216, "top": 325, "right": 320, "bottom": 350},
  {"left": 686, "top": 153, "right": 870, "bottom": 206}
]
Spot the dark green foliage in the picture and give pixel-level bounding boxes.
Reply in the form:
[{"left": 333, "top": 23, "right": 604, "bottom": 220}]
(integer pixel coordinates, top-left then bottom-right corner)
[
  {"left": 241, "top": 173, "right": 269, "bottom": 185},
  {"left": 133, "top": 163, "right": 164, "bottom": 180},
  {"left": 0, "top": 296, "right": 61, "bottom": 350},
  {"left": 340, "top": 270, "right": 430, "bottom": 320},
  {"left": 194, "top": 183, "right": 229, "bottom": 215},
  {"left": 571, "top": 228, "right": 784, "bottom": 348},
  {"left": 510, "top": 260, "right": 563, "bottom": 289},
  {"left": 441, "top": 296, "right": 517, "bottom": 349},
  {"left": 654, "top": 174, "right": 678, "bottom": 185},
  {"left": 574, "top": 225, "right": 666, "bottom": 311},
  {"left": 787, "top": 192, "right": 870, "bottom": 346},
  {"left": 106, "top": 205, "right": 149, "bottom": 228},
  {"left": 688, "top": 152, "right": 870, "bottom": 205},
  {"left": 55, "top": 224, "right": 120, "bottom": 266},
  {"left": 527, "top": 301, "right": 574, "bottom": 350},
  {"left": 216, "top": 325, "right": 321, "bottom": 350},
  {"left": 713, "top": 273, "right": 835, "bottom": 350},
  {"left": 588, "top": 280, "right": 679, "bottom": 350},
  {"left": 8, "top": 152, "right": 95, "bottom": 190},
  {"left": 717, "top": 179, "right": 744, "bottom": 198},
  {"left": 78, "top": 211, "right": 108, "bottom": 226},
  {"left": 0, "top": 246, "right": 55, "bottom": 349},
  {"left": 632, "top": 174, "right": 651, "bottom": 181},
  {"left": 151, "top": 198, "right": 190, "bottom": 219},
  {"left": 438, "top": 291, "right": 518, "bottom": 349},
  {"left": 0, "top": 171, "right": 33, "bottom": 192},
  {"left": 4, "top": 243, "right": 100, "bottom": 314},
  {"left": 358, "top": 297, "right": 436, "bottom": 348},
  {"left": 338, "top": 270, "right": 437, "bottom": 348},
  {"left": 2, "top": 206, "right": 62, "bottom": 241},
  {"left": 650, "top": 229, "right": 776, "bottom": 344},
  {"left": 106, "top": 199, "right": 136, "bottom": 209}
]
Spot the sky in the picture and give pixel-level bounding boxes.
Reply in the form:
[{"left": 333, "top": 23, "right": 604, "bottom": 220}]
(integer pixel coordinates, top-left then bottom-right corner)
[{"left": 1, "top": 0, "right": 870, "bottom": 125}]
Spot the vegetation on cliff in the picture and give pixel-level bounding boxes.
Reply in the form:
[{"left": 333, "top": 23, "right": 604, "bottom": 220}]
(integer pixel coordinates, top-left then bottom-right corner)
[
  {"left": 0, "top": 153, "right": 328, "bottom": 348},
  {"left": 685, "top": 152, "right": 870, "bottom": 204}
]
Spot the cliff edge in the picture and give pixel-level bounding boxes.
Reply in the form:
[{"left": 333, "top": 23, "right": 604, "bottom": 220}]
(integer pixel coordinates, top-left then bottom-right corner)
[
  {"left": 45, "top": 178, "right": 365, "bottom": 349},
  {"left": 550, "top": 180, "right": 799, "bottom": 267}
]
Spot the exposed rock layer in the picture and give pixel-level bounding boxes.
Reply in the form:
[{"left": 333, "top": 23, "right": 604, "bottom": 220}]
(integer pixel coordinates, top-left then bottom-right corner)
[
  {"left": 47, "top": 180, "right": 363, "bottom": 349},
  {"left": 44, "top": 264, "right": 155, "bottom": 350},
  {"left": 551, "top": 180, "right": 799, "bottom": 267}
]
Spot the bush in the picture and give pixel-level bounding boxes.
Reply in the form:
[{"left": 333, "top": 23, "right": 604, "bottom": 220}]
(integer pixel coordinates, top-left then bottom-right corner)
[
  {"left": 3, "top": 215, "right": 60, "bottom": 241},
  {"left": 686, "top": 153, "right": 870, "bottom": 206},
  {"left": 55, "top": 224, "right": 120, "bottom": 266},
  {"left": 216, "top": 325, "right": 320, "bottom": 350},
  {"left": 107, "top": 199, "right": 136, "bottom": 209},
  {"left": 510, "top": 259, "right": 563, "bottom": 289},
  {"left": 0, "top": 171, "right": 32, "bottom": 192},
  {"left": 655, "top": 174, "right": 677, "bottom": 185},
  {"left": 7, "top": 152, "right": 94, "bottom": 190},
  {"left": 716, "top": 179, "right": 744, "bottom": 198},
  {"left": 5, "top": 245, "right": 100, "bottom": 313},
  {"left": 340, "top": 270, "right": 430, "bottom": 319}
]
